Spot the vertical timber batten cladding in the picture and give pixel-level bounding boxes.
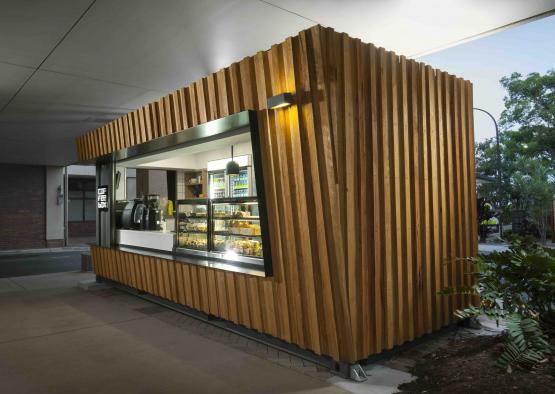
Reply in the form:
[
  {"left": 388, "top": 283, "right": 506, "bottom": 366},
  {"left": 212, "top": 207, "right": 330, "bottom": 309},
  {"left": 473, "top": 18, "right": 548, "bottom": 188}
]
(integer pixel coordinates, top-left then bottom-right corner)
[{"left": 76, "top": 26, "right": 477, "bottom": 363}]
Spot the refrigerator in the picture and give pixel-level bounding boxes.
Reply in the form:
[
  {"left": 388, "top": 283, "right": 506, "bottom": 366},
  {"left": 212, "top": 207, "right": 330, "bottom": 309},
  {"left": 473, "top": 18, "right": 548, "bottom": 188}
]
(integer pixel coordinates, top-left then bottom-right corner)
[
  {"left": 208, "top": 155, "right": 255, "bottom": 198},
  {"left": 208, "top": 171, "right": 226, "bottom": 199}
]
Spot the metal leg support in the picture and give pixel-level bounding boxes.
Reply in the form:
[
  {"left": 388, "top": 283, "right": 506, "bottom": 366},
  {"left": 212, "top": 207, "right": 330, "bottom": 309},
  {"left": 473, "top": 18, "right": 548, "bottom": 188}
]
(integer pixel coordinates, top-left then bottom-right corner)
[{"left": 349, "top": 364, "right": 368, "bottom": 382}]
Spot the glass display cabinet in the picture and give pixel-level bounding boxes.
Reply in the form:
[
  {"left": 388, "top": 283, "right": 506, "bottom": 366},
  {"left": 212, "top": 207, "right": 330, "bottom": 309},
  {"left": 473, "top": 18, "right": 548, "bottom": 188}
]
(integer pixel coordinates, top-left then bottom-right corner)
[
  {"left": 175, "top": 197, "right": 265, "bottom": 265},
  {"left": 211, "top": 198, "right": 263, "bottom": 259},
  {"left": 176, "top": 199, "right": 208, "bottom": 251}
]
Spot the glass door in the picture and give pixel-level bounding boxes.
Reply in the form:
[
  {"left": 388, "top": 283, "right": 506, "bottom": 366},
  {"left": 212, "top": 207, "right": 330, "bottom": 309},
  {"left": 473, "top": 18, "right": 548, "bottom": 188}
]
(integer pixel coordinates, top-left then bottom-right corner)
[
  {"left": 176, "top": 199, "right": 208, "bottom": 251},
  {"left": 230, "top": 168, "right": 250, "bottom": 198},
  {"left": 208, "top": 171, "right": 225, "bottom": 199},
  {"left": 211, "top": 198, "right": 263, "bottom": 259}
]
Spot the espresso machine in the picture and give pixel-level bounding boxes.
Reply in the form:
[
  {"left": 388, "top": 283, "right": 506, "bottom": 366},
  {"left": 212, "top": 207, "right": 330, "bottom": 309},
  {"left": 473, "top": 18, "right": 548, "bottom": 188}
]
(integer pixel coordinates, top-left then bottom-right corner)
[
  {"left": 115, "top": 194, "right": 161, "bottom": 231},
  {"left": 115, "top": 199, "right": 147, "bottom": 230},
  {"left": 143, "top": 194, "right": 161, "bottom": 231}
]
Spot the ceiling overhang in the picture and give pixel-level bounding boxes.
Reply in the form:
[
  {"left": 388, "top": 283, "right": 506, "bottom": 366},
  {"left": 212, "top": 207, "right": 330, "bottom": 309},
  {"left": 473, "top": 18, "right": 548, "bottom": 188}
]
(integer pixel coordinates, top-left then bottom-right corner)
[{"left": 0, "top": 0, "right": 553, "bottom": 166}]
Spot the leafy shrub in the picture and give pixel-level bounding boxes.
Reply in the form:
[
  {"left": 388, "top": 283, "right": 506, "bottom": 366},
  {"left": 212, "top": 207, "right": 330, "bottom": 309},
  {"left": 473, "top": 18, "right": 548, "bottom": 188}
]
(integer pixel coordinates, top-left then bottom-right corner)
[
  {"left": 441, "top": 239, "right": 554, "bottom": 370},
  {"left": 502, "top": 231, "right": 537, "bottom": 247},
  {"left": 498, "top": 315, "right": 549, "bottom": 369}
]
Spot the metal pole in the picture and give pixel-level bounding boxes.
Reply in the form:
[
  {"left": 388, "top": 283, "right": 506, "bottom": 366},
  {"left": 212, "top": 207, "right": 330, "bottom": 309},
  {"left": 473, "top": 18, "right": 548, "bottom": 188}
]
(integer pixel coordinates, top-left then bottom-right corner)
[
  {"left": 63, "top": 166, "right": 68, "bottom": 246},
  {"left": 473, "top": 107, "right": 503, "bottom": 237}
]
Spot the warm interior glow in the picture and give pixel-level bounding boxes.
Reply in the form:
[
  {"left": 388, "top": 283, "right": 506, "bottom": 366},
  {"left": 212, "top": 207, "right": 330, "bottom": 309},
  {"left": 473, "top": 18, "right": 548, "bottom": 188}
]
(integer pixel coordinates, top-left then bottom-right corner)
[
  {"left": 119, "top": 133, "right": 252, "bottom": 170},
  {"left": 207, "top": 155, "right": 250, "bottom": 171},
  {"left": 223, "top": 251, "right": 240, "bottom": 261}
]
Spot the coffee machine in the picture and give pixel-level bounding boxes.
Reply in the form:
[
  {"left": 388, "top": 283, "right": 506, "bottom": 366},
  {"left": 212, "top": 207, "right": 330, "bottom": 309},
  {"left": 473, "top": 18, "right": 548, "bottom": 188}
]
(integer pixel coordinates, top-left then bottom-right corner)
[
  {"left": 143, "top": 194, "right": 161, "bottom": 231},
  {"left": 115, "top": 199, "right": 147, "bottom": 230},
  {"left": 115, "top": 195, "right": 161, "bottom": 231}
]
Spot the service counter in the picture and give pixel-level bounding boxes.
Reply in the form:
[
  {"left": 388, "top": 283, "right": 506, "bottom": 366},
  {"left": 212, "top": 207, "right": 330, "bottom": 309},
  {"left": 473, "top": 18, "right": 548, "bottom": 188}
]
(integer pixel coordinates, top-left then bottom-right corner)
[
  {"left": 116, "top": 229, "right": 175, "bottom": 252},
  {"left": 114, "top": 245, "right": 265, "bottom": 277}
]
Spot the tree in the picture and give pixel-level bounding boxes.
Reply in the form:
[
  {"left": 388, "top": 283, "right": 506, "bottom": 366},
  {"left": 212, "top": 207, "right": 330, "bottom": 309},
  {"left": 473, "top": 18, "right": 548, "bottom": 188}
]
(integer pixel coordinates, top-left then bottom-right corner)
[
  {"left": 475, "top": 135, "right": 513, "bottom": 214},
  {"left": 476, "top": 70, "right": 555, "bottom": 242},
  {"left": 500, "top": 70, "right": 555, "bottom": 164},
  {"left": 511, "top": 158, "right": 555, "bottom": 244}
]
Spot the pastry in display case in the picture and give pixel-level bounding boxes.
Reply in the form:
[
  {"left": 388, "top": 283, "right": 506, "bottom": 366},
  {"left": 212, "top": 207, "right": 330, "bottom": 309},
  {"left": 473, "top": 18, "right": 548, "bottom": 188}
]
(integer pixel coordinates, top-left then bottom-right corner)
[
  {"left": 177, "top": 199, "right": 208, "bottom": 251},
  {"left": 174, "top": 197, "right": 266, "bottom": 263},
  {"left": 178, "top": 233, "right": 208, "bottom": 250},
  {"left": 211, "top": 198, "right": 263, "bottom": 259}
]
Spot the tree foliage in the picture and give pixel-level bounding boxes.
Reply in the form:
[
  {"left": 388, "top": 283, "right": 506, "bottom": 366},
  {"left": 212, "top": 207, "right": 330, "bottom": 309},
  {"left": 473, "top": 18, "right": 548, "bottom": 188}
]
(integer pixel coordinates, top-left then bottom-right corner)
[
  {"left": 511, "top": 158, "right": 555, "bottom": 243},
  {"left": 476, "top": 70, "right": 555, "bottom": 241},
  {"left": 500, "top": 70, "right": 555, "bottom": 163}
]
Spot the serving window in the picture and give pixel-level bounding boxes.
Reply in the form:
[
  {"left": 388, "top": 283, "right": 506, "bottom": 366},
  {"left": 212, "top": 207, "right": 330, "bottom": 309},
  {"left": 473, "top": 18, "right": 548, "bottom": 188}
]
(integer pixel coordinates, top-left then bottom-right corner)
[{"left": 98, "top": 111, "right": 272, "bottom": 277}]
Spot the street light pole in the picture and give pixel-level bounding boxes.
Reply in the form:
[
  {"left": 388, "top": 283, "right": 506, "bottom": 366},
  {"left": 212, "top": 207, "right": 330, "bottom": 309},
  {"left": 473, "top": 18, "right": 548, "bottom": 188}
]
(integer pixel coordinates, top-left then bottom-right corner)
[{"left": 473, "top": 107, "right": 503, "bottom": 237}]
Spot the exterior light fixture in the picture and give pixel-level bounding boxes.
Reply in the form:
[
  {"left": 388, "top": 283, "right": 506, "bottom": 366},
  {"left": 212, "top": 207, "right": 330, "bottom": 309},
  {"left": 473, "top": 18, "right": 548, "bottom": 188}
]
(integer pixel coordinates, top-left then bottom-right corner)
[
  {"left": 267, "top": 92, "right": 294, "bottom": 109},
  {"left": 226, "top": 145, "right": 240, "bottom": 175}
]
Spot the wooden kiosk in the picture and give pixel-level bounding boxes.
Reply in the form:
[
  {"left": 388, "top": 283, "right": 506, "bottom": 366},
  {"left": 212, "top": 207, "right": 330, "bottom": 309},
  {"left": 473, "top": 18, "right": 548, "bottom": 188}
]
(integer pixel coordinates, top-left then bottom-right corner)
[{"left": 76, "top": 25, "right": 477, "bottom": 378}]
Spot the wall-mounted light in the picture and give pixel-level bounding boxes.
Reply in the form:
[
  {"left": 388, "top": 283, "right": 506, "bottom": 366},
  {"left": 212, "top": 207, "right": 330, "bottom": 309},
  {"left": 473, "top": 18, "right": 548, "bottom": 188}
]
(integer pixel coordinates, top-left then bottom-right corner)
[
  {"left": 267, "top": 92, "right": 294, "bottom": 110},
  {"left": 56, "top": 185, "right": 64, "bottom": 206}
]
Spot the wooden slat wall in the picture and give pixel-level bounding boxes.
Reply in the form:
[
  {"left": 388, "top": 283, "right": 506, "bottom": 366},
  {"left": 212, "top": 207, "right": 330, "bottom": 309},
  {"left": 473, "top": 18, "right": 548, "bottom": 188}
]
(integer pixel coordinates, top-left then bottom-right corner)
[
  {"left": 314, "top": 28, "right": 477, "bottom": 359},
  {"left": 80, "top": 25, "right": 477, "bottom": 364}
]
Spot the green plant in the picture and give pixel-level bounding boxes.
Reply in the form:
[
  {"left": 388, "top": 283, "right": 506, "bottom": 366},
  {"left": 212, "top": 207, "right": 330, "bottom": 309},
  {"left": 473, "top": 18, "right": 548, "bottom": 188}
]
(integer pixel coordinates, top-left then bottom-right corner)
[
  {"left": 441, "top": 240, "right": 555, "bottom": 370},
  {"left": 510, "top": 158, "right": 555, "bottom": 244},
  {"left": 498, "top": 314, "right": 550, "bottom": 370}
]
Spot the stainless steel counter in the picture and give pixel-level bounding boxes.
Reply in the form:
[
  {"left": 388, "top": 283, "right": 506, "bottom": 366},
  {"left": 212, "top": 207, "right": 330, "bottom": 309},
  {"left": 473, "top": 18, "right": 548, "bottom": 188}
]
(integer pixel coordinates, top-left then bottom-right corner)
[
  {"left": 114, "top": 245, "right": 266, "bottom": 277},
  {"left": 116, "top": 229, "right": 175, "bottom": 252}
]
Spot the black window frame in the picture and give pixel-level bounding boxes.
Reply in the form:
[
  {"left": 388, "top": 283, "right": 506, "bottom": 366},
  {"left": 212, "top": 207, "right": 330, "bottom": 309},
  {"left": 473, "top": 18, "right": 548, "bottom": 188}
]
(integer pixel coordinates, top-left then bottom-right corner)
[{"left": 68, "top": 176, "right": 96, "bottom": 222}]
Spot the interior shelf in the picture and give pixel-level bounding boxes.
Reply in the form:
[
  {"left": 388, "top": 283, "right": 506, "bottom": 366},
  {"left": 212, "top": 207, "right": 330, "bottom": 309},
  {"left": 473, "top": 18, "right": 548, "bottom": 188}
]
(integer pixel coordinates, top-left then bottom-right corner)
[
  {"left": 213, "top": 216, "right": 260, "bottom": 220},
  {"left": 213, "top": 231, "right": 262, "bottom": 237}
]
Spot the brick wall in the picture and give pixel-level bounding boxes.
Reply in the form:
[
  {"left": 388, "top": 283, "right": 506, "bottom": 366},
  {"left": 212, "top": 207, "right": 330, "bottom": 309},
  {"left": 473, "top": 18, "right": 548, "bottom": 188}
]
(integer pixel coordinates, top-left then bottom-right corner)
[{"left": 0, "top": 164, "right": 46, "bottom": 250}]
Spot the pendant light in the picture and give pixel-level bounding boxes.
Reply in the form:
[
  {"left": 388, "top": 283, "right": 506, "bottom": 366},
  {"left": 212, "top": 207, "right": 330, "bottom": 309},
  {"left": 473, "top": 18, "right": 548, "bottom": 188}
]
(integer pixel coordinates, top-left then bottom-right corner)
[{"left": 226, "top": 145, "right": 240, "bottom": 175}]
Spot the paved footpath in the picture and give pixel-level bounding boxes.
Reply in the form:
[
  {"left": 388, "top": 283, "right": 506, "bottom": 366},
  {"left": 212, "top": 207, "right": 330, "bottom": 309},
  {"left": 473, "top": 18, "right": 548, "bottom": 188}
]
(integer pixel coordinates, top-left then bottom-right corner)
[
  {"left": 0, "top": 268, "right": 504, "bottom": 393},
  {"left": 0, "top": 271, "right": 386, "bottom": 394},
  {"left": 0, "top": 251, "right": 84, "bottom": 278},
  {"left": 478, "top": 243, "right": 509, "bottom": 254}
]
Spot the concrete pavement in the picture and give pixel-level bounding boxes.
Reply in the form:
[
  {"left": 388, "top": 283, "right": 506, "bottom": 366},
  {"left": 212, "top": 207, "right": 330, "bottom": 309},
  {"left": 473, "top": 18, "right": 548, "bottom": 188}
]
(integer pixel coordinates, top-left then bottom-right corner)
[
  {"left": 0, "top": 271, "right": 356, "bottom": 394},
  {"left": 0, "top": 270, "right": 418, "bottom": 394},
  {"left": 0, "top": 251, "right": 85, "bottom": 278},
  {"left": 477, "top": 243, "right": 509, "bottom": 254},
  {"left": 0, "top": 246, "right": 89, "bottom": 255}
]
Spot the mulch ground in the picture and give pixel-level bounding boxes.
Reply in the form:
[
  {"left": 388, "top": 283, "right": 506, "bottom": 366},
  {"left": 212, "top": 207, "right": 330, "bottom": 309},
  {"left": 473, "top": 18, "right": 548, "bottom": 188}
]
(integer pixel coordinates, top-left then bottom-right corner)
[{"left": 397, "top": 335, "right": 555, "bottom": 394}]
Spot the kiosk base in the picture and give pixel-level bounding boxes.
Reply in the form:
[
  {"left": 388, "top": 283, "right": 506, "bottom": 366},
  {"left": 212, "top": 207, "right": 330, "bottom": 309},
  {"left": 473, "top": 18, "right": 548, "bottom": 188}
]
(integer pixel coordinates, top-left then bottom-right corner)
[{"left": 95, "top": 275, "right": 365, "bottom": 381}]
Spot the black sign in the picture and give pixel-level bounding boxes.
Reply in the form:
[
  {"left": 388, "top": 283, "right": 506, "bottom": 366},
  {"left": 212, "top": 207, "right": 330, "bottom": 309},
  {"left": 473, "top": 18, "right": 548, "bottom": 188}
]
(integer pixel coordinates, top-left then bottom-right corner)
[{"left": 97, "top": 185, "right": 109, "bottom": 211}]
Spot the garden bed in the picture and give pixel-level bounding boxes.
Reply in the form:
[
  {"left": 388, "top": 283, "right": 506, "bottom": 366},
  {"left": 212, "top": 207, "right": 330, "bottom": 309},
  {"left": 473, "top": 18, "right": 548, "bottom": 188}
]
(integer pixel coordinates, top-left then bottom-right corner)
[{"left": 397, "top": 334, "right": 554, "bottom": 393}]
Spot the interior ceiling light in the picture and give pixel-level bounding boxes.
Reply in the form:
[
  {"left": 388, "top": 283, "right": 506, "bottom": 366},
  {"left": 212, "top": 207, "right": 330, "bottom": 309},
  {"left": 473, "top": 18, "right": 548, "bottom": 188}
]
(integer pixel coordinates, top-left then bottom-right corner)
[
  {"left": 267, "top": 92, "right": 294, "bottom": 109},
  {"left": 226, "top": 145, "right": 240, "bottom": 175}
]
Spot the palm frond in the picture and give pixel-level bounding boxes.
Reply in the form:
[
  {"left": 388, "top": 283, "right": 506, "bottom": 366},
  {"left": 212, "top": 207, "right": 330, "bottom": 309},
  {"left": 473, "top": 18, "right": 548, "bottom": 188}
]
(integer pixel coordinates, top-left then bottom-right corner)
[{"left": 496, "top": 314, "right": 551, "bottom": 370}]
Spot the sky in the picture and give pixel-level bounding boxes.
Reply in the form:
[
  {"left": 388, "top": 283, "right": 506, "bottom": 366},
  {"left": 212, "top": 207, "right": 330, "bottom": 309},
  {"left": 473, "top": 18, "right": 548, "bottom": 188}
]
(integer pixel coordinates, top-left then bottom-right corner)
[{"left": 418, "top": 14, "right": 555, "bottom": 143}]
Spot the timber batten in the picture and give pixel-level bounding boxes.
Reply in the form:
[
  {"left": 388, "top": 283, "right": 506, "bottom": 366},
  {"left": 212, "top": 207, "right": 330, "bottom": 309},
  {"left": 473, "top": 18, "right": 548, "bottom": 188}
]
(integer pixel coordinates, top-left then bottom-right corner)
[{"left": 77, "top": 25, "right": 477, "bottom": 364}]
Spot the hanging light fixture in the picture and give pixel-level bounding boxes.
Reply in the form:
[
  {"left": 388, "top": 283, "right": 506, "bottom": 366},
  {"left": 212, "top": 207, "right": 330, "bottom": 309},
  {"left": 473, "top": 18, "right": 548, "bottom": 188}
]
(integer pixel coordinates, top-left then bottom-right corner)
[{"left": 226, "top": 145, "right": 240, "bottom": 175}]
